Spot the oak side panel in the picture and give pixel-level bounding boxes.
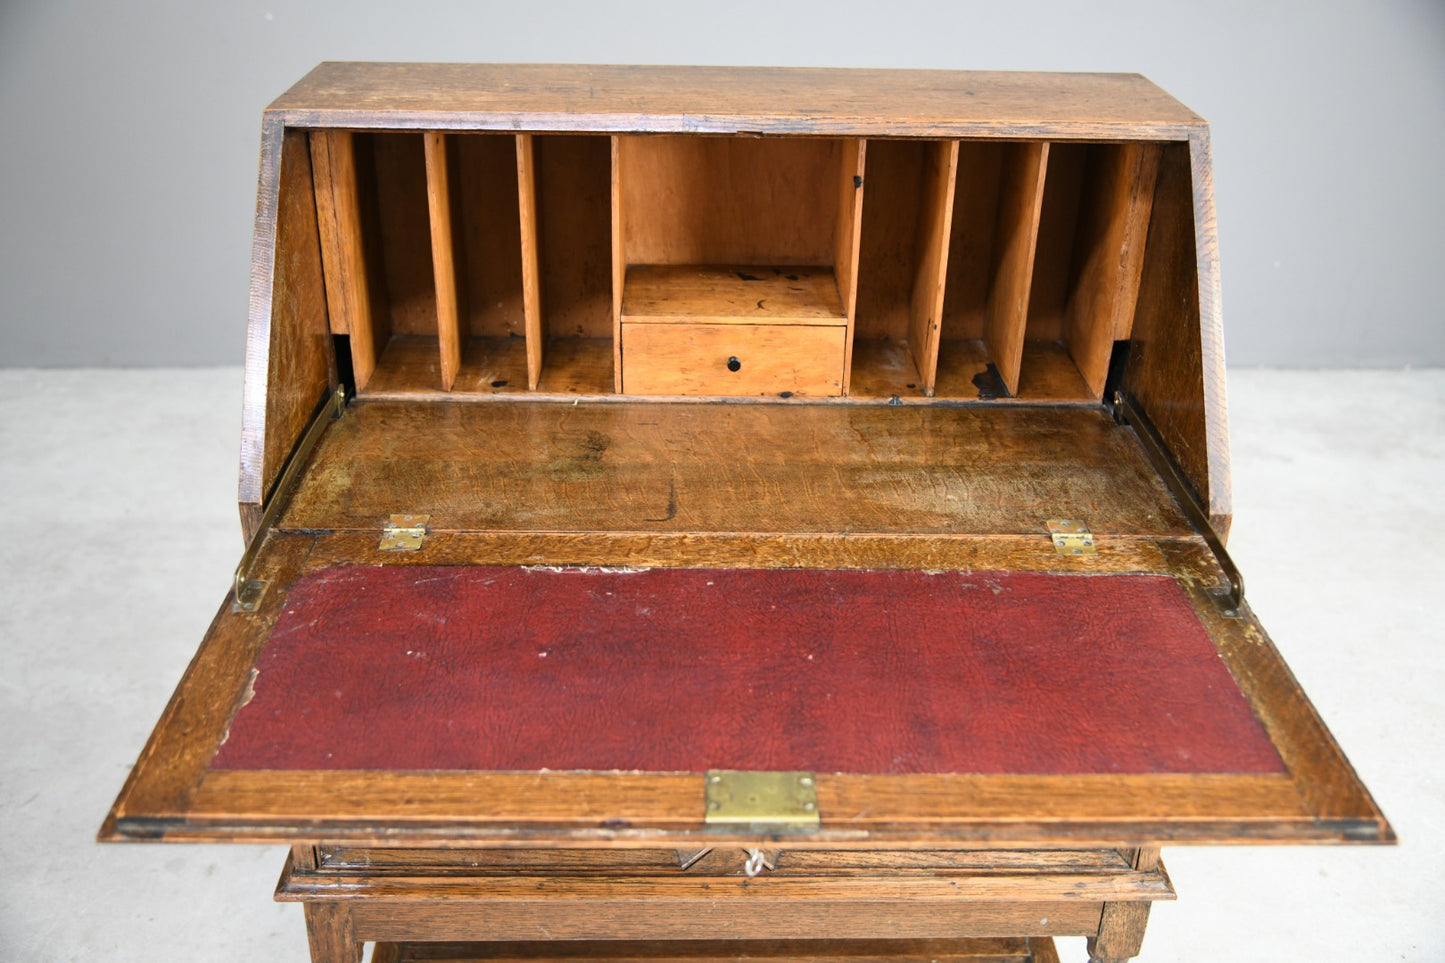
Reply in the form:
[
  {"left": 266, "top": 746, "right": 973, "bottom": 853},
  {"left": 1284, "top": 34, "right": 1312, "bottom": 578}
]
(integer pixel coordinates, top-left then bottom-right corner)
[
  {"left": 984, "top": 142, "right": 1048, "bottom": 395},
  {"left": 908, "top": 140, "right": 960, "bottom": 395},
  {"left": 239, "top": 121, "right": 334, "bottom": 518},
  {"left": 424, "top": 132, "right": 465, "bottom": 389},
  {"left": 275, "top": 401, "right": 1193, "bottom": 538},
  {"left": 1121, "top": 137, "right": 1231, "bottom": 531},
  {"left": 1063, "top": 143, "right": 1161, "bottom": 398},
  {"left": 516, "top": 134, "right": 545, "bottom": 389}
]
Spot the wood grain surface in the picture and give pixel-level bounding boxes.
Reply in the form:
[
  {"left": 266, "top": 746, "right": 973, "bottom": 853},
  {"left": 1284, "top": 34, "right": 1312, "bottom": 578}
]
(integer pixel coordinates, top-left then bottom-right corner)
[
  {"left": 102, "top": 532, "right": 1390, "bottom": 848},
  {"left": 423, "top": 132, "right": 465, "bottom": 390},
  {"left": 908, "top": 140, "right": 960, "bottom": 395},
  {"left": 267, "top": 65, "right": 1204, "bottom": 139},
  {"left": 621, "top": 265, "right": 846, "bottom": 326},
  {"left": 1122, "top": 138, "right": 1231, "bottom": 532},
  {"left": 618, "top": 136, "right": 844, "bottom": 267},
  {"left": 984, "top": 143, "right": 1048, "bottom": 395},
  {"left": 239, "top": 124, "right": 334, "bottom": 515},
  {"left": 371, "top": 937, "right": 1058, "bottom": 963},
  {"left": 275, "top": 400, "right": 1191, "bottom": 537}
]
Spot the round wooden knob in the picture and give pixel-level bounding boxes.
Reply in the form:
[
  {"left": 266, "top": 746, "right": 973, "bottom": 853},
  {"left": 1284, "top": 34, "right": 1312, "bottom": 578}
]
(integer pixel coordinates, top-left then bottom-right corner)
[{"left": 727, "top": 356, "right": 742, "bottom": 372}]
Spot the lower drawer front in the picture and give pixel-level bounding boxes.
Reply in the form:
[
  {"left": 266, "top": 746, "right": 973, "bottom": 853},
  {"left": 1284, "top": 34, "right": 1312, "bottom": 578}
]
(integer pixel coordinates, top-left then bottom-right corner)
[{"left": 622, "top": 322, "right": 846, "bottom": 396}]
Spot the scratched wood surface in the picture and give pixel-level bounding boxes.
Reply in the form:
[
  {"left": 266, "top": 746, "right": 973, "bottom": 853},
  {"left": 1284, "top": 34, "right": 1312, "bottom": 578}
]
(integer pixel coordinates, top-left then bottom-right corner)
[
  {"left": 266, "top": 64, "right": 1205, "bottom": 139},
  {"left": 370, "top": 937, "right": 1058, "bottom": 963},
  {"left": 101, "top": 528, "right": 1391, "bottom": 847},
  {"left": 275, "top": 400, "right": 1192, "bottom": 537}
]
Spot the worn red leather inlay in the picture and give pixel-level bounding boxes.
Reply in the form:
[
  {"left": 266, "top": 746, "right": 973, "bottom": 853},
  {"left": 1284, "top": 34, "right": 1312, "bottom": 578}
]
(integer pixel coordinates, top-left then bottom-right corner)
[{"left": 213, "top": 567, "right": 1284, "bottom": 774}]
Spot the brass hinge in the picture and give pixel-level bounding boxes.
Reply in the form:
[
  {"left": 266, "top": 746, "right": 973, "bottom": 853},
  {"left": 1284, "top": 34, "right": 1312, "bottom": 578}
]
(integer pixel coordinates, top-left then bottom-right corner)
[
  {"left": 1047, "top": 518, "right": 1097, "bottom": 555},
  {"left": 704, "top": 770, "right": 820, "bottom": 830},
  {"left": 379, "top": 514, "right": 430, "bottom": 551}
]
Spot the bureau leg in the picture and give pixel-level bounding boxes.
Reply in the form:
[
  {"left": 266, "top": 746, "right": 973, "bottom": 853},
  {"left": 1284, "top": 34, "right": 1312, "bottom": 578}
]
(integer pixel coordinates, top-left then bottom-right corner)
[
  {"left": 1086, "top": 899, "right": 1150, "bottom": 962},
  {"left": 304, "top": 902, "right": 361, "bottom": 963},
  {"left": 1086, "top": 846, "right": 1158, "bottom": 963}
]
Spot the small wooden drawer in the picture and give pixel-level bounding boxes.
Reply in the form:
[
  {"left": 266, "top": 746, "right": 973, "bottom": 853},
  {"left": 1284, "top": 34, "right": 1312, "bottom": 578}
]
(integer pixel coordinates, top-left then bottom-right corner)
[{"left": 621, "top": 322, "right": 846, "bottom": 397}]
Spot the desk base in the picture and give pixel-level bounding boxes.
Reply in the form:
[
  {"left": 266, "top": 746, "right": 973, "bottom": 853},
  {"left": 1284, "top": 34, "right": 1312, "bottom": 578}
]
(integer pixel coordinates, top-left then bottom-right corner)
[
  {"left": 372, "top": 937, "right": 1062, "bottom": 962},
  {"left": 278, "top": 846, "right": 1169, "bottom": 963}
]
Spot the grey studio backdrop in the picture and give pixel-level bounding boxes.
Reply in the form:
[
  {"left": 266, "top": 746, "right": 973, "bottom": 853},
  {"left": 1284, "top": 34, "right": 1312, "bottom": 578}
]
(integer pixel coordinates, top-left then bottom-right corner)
[{"left": 1, "top": 0, "right": 1442, "bottom": 369}]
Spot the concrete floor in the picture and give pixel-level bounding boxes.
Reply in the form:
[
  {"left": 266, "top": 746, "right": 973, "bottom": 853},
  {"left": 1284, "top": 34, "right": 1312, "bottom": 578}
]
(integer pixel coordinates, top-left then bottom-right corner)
[{"left": 0, "top": 367, "right": 1439, "bottom": 961}]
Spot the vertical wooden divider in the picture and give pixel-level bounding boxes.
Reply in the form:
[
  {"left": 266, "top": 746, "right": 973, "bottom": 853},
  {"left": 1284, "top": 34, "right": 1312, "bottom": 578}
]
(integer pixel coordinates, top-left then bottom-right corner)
[
  {"left": 611, "top": 135, "right": 625, "bottom": 393},
  {"left": 310, "top": 130, "right": 383, "bottom": 389},
  {"left": 983, "top": 142, "right": 1049, "bottom": 396},
  {"left": 423, "top": 132, "right": 466, "bottom": 390},
  {"left": 1063, "top": 143, "right": 1162, "bottom": 397},
  {"left": 516, "top": 134, "right": 545, "bottom": 390},
  {"left": 834, "top": 139, "right": 867, "bottom": 395},
  {"left": 907, "top": 140, "right": 960, "bottom": 396}
]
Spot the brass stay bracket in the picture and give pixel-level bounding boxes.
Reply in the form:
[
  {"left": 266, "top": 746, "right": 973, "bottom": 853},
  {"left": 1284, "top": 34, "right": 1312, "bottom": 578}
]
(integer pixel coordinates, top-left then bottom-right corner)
[
  {"left": 1114, "top": 391, "right": 1245, "bottom": 617},
  {"left": 232, "top": 387, "right": 347, "bottom": 612}
]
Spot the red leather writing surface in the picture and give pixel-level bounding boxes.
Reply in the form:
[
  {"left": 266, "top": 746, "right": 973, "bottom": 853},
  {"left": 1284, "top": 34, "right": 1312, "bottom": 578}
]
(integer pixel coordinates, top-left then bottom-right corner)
[{"left": 213, "top": 567, "right": 1283, "bottom": 774}]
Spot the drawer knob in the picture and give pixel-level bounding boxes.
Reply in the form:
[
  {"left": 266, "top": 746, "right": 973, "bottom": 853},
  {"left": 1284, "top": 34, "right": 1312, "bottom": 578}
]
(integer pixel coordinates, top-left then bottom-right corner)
[{"left": 727, "top": 356, "right": 742, "bottom": 372}]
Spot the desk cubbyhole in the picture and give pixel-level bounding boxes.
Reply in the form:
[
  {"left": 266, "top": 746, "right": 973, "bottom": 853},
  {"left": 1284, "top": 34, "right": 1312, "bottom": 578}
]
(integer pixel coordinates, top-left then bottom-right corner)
[
  {"left": 851, "top": 139, "right": 958, "bottom": 398},
  {"left": 614, "top": 134, "right": 864, "bottom": 396},
  {"left": 310, "top": 131, "right": 441, "bottom": 393},
  {"left": 933, "top": 141, "right": 1161, "bottom": 401},
  {"left": 518, "top": 134, "right": 616, "bottom": 394}
]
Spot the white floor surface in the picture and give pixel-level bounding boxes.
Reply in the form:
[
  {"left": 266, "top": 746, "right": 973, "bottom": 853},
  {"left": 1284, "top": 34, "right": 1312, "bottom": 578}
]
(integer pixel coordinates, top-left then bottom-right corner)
[{"left": 0, "top": 367, "right": 1439, "bottom": 961}]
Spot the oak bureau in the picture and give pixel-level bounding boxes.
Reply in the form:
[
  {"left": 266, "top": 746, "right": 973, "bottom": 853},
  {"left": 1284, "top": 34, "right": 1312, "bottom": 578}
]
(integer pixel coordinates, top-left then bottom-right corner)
[{"left": 102, "top": 64, "right": 1391, "bottom": 963}]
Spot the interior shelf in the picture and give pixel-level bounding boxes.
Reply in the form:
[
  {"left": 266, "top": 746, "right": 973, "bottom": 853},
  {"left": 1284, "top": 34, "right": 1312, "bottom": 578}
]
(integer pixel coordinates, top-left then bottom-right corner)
[{"left": 621, "top": 265, "right": 846, "bottom": 326}]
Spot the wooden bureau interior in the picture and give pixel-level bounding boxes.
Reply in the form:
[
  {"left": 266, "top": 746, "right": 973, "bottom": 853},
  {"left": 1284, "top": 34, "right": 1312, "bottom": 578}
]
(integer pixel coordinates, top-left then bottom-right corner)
[
  {"left": 103, "top": 65, "right": 1388, "bottom": 963},
  {"left": 314, "top": 124, "right": 1161, "bottom": 404}
]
